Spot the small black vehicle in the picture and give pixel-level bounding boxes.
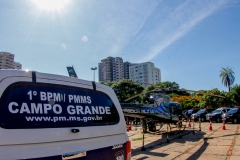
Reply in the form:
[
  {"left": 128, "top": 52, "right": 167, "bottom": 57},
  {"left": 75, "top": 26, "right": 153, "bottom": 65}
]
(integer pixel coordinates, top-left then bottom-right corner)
[
  {"left": 206, "top": 107, "right": 231, "bottom": 123},
  {"left": 223, "top": 107, "right": 240, "bottom": 124},
  {"left": 184, "top": 108, "right": 200, "bottom": 120},
  {"left": 191, "top": 108, "right": 215, "bottom": 122}
]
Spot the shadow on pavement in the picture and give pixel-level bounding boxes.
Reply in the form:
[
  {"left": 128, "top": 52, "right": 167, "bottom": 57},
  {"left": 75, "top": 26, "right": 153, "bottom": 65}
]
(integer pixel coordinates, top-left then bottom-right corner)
[
  {"left": 131, "top": 129, "right": 206, "bottom": 156},
  {"left": 185, "top": 137, "right": 212, "bottom": 160},
  {"left": 133, "top": 151, "right": 169, "bottom": 160},
  {"left": 131, "top": 123, "right": 239, "bottom": 159}
]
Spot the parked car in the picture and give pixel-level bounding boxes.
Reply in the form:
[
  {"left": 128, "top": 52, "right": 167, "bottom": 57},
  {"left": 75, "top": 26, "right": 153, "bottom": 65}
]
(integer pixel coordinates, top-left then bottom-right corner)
[
  {"left": 206, "top": 107, "right": 231, "bottom": 123},
  {"left": 222, "top": 107, "right": 240, "bottom": 124},
  {"left": 184, "top": 108, "right": 200, "bottom": 121},
  {"left": 191, "top": 108, "right": 215, "bottom": 122}
]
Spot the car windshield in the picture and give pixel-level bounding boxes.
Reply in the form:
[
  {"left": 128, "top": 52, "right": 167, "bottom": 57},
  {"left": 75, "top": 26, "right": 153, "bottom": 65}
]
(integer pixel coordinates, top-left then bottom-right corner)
[
  {"left": 228, "top": 108, "right": 238, "bottom": 114},
  {"left": 187, "top": 110, "right": 193, "bottom": 114},
  {"left": 197, "top": 109, "right": 205, "bottom": 114},
  {"left": 212, "top": 109, "right": 221, "bottom": 114}
]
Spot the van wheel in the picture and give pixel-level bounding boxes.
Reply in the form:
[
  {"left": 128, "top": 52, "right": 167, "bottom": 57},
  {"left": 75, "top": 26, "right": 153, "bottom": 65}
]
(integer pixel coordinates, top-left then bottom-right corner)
[
  {"left": 216, "top": 118, "right": 221, "bottom": 123},
  {"left": 233, "top": 118, "right": 238, "bottom": 124},
  {"left": 201, "top": 117, "right": 205, "bottom": 122}
]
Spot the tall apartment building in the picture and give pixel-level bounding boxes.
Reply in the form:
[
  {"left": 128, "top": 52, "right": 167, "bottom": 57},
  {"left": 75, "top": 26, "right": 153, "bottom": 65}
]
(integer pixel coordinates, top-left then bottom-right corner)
[
  {"left": 123, "top": 62, "right": 131, "bottom": 79},
  {"left": 129, "top": 62, "right": 161, "bottom": 87},
  {"left": 155, "top": 67, "right": 161, "bottom": 84},
  {"left": 98, "top": 57, "right": 124, "bottom": 82},
  {"left": 98, "top": 57, "right": 161, "bottom": 87},
  {"left": 0, "top": 52, "right": 22, "bottom": 69}
]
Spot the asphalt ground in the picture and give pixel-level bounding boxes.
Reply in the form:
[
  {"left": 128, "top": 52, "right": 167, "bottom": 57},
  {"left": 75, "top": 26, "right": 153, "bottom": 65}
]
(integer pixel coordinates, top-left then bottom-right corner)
[{"left": 127, "top": 121, "right": 240, "bottom": 160}]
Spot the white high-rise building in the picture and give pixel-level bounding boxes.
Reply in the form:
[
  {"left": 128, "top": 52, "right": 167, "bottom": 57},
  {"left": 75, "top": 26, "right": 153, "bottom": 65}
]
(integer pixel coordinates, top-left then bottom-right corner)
[
  {"left": 98, "top": 57, "right": 161, "bottom": 86},
  {"left": 129, "top": 62, "right": 161, "bottom": 87},
  {"left": 0, "top": 52, "right": 22, "bottom": 69},
  {"left": 13, "top": 62, "right": 22, "bottom": 69},
  {"left": 0, "top": 52, "right": 15, "bottom": 69}
]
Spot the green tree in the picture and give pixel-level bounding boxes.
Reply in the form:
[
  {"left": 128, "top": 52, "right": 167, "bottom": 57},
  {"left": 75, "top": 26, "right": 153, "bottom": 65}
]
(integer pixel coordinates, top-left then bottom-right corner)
[
  {"left": 156, "top": 81, "right": 179, "bottom": 89},
  {"left": 99, "top": 81, "right": 115, "bottom": 88},
  {"left": 181, "top": 97, "right": 200, "bottom": 109},
  {"left": 197, "top": 88, "right": 236, "bottom": 108},
  {"left": 140, "top": 85, "right": 157, "bottom": 103},
  {"left": 220, "top": 67, "right": 235, "bottom": 91},
  {"left": 230, "top": 84, "right": 240, "bottom": 105},
  {"left": 110, "top": 79, "right": 144, "bottom": 103}
]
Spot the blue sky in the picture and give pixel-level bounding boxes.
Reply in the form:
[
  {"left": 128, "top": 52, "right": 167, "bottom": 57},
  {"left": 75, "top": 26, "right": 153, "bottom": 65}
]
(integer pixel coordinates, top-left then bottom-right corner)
[{"left": 0, "top": 0, "right": 239, "bottom": 92}]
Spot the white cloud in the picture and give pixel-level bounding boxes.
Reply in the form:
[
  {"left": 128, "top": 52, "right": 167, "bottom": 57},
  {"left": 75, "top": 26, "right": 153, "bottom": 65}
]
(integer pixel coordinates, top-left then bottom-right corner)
[
  {"left": 82, "top": 36, "right": 88, "bottom": 42},
  {"left": 68, "top": 0, "right": 232, "bottom": 60},
  {"left": 89, "top": 0, "right": 161, "bottom": 58},
  {"left": 136, "top": 0, "right": 231, "bottom": 62},
  {"left": 62, "top": 43, "right": 67, "bottom": 50}
]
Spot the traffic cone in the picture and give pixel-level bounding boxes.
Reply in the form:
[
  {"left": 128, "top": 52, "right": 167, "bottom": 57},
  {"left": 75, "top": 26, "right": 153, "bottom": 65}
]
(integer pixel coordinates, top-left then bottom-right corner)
[
  {"left": 128, "top": 125, "right": 132, "bottom": 131},
  {"left": 188, "top": 119, "right": 191, "bottom": 127},
  {"left": 208, "top": 120, "right": 212, "bottom": 130},
  {"left": 222, "top": 120, "right": 226, "bottom": 130}
]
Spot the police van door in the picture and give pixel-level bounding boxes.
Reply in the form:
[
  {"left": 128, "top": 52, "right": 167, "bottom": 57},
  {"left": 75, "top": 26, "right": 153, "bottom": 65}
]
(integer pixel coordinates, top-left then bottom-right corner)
[{"left": 0, "top": 71, "right": 127, "bottom": 160}]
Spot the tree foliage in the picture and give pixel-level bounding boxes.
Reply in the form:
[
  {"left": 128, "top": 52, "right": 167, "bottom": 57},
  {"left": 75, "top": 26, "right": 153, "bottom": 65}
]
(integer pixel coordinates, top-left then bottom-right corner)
[
  {"left": 171, "top": 95, "right": 200, "bottom": 109},
  {"left": 100, "top": 79, "right": 144, "bottom": 103},
  {"left": 139, "top": 81, "right": 188, "bottom": 103},
  {"left": 140, "top": 85, "right": 156, "bottom": 103},
  {"left": 155, "top": 81, "right": 189, "bottom": 96},
  {"left": 99, "top": 79, "right": 240, "bottom": 108},
  {"left": 197, "top": 88, "right": 235, "bottom": 109},
  {"left": 231, "top": 84, "right": 240, "bottom": 105},
  {"left": 99, "top": 81, "right": 115, "bottom": 88},
  {"left": 156, "top": 81, "right": 179, "bottom": 89}
]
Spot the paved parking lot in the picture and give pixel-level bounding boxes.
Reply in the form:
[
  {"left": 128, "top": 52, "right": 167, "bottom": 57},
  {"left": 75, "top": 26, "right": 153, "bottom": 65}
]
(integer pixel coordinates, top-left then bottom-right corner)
[{"left": 127, "top": 121, "right": 240, "bottom": 160}]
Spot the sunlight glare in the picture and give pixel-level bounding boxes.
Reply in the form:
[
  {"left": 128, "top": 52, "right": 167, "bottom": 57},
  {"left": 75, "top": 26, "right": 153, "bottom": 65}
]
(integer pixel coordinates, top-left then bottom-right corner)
[{"left": 32, "top": 0, "right": 70, "bottom": 11}]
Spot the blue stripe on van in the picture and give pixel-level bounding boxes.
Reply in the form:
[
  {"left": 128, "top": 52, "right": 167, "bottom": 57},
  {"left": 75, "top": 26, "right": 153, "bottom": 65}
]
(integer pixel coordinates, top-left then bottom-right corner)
[{"left": 24, "top": 143, "right": 126, "bottom": 160}]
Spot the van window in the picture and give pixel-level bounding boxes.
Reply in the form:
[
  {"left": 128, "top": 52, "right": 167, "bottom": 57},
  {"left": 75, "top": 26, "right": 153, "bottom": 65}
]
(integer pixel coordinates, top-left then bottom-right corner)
[{"left": 0, "top": 82, "right": 120, "bottom": 129}]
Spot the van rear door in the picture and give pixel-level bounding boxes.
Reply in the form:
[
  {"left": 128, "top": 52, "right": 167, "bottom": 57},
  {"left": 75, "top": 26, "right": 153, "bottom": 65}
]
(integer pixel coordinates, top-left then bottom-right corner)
[{"left": 0, "top": 70, "right": 128, "bottom": 160}]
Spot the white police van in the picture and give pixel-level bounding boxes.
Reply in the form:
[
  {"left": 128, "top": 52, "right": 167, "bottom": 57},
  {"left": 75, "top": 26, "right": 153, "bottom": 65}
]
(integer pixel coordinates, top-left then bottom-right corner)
[{"left": 0, "top": 70, "right": 131, "bottom": 160}]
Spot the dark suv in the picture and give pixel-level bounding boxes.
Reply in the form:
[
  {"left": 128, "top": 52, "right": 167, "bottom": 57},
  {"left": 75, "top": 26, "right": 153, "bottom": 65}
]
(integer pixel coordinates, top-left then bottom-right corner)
[
  {"left": 184, "top": 108, "right": 200, "bottom": 120},
  {"left": 222, "top": 107, "right": 240, "bottom": 124},
  {"left": 191, "top": 108, "right": 215, "bottom": 122},
  {"left": 206, "top": 107, "right": 231, "bottom": 123}
]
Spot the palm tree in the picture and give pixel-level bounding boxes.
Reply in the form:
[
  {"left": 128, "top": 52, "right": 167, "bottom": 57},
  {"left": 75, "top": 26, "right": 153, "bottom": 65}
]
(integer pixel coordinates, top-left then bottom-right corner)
[{"left": 219, "top": 67, "right": 235, "bottom": 91}]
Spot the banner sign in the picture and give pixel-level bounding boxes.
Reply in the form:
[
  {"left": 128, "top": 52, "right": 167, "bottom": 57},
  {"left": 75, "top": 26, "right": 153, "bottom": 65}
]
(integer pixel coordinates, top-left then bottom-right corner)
[
  {"left": 67, "top": 66, "right": 78, "bottom": 78},
  {"left": 0, "top": 82, "right": 119, "bottom": 129}
]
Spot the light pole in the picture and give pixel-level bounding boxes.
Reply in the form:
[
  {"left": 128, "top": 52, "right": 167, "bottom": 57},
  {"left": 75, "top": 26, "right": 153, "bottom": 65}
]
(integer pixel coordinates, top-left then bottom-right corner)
[{"left": 91, "top": 67, "right": 97, "bottom": 81}]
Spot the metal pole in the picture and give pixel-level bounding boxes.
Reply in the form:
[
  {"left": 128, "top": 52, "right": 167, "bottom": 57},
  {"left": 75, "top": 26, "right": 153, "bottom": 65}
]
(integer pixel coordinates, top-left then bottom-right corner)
[
  {"left": 141, "top": 119, "right": 146, "bottom": 151},
  {"left": 91, "top": 67, "right": 97, "bottom": 82},
  {"left": 192, "top": 119, "right": 195, "bottom": 134},
  {"left": 166, "top": 123, "right": 170, "bottom": 143},
  {"left": 178, "top": 119, "right": 182, "bottom": 139},
  {"left": 199, "top": 117, "right": 201, "bottom": 131}
]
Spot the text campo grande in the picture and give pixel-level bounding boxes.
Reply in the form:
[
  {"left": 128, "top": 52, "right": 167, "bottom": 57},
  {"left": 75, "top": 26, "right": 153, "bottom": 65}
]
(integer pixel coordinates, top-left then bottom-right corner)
[
  {"left": 8, "top": 102, "right": 111, "bottom": 115},
  {"left": 8, "top": 92, "right": 111, "bottom": 115}
]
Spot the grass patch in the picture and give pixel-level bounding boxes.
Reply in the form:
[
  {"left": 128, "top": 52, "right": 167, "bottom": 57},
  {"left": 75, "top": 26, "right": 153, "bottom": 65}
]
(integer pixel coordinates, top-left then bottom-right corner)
[{"left": 132, "top": 137, "right": 143, "bottom": 141}]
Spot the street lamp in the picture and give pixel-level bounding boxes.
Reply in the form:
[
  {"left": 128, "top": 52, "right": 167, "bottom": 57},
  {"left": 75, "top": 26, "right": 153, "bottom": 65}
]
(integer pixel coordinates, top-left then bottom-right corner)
[{"left": 91, "top": 67, "right": 97, "bottom": 81}]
